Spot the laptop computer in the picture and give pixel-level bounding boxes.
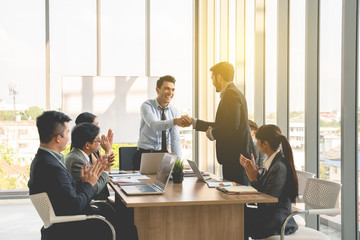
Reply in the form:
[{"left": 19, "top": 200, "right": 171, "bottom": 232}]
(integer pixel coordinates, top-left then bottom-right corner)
[
  {"left": 121, "top": 155, "right": 176, "bottom": 195},
  {"left": 140, "top": 152, "right": 175, "bottom": 174},
  {"left": 187, "top": 160, "right": 223, "bottom": 183}
]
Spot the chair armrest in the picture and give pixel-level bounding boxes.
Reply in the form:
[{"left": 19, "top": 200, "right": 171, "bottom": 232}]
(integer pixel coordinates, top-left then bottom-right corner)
[
  {"left": 50, "top": 215, "right": 87, "bottom": 224},
  {"left": 86, "top": 215, "right": 116, "bottom": 240},
  {"left": 280, "top": 210, "right": 307, "bottom": 240},
  {"left": 279, "top": 208, "right": 340, "bottom": 240},
  {"left": 308, "top": 208, "right": 340, "bottom": 216},
  {"left": 90, "top": 200, "right": 115, "bottom": 213}
]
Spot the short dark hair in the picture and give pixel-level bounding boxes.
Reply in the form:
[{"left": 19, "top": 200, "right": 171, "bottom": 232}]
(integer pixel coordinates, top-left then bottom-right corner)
[
  {"left": 248, "top": 120, "right": 258, "bottom": 132},
  {"left": 75, "top": 112, "right": 97, "bottom": 125},
  {"left": 36, "top": 111, "right": 71, "bottom": 144},
  {"left": 71, "top": 123, "right": 100, "bottom": 149},
  {"left": 156, "top": 75, "right": 176, "bottom": 89},
  {"left": 210, "top": 62, "right": 234, "bottom": 82}
]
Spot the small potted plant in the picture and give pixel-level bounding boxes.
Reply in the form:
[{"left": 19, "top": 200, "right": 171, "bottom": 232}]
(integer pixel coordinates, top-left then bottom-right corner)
[{"left": 172, "top": 159, "right": 184, "bottom": 183}]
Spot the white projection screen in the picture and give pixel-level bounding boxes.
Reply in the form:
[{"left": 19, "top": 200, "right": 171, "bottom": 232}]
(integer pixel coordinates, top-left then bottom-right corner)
[{"left": 62, "top": 76, "right": 158, "bottom": 143}]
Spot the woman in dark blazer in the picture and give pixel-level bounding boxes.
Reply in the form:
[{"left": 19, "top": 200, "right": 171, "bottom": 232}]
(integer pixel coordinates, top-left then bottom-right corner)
[{"left": 240, "top": 124, "right": 299, "bottom": 239}]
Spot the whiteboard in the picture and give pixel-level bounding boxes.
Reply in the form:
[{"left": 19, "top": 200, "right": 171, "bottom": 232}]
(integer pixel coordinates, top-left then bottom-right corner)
[{"left": 62, "top": 76, "right": 158, "bottom": 143}]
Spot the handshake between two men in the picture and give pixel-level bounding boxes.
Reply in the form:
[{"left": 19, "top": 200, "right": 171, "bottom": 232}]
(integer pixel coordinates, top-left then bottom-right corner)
[
  {"left": 173, "top": 115, "right": 214, "bottom": 141},
  {"left": 174, "top": 115, "right": 193, "bottom": 128}
]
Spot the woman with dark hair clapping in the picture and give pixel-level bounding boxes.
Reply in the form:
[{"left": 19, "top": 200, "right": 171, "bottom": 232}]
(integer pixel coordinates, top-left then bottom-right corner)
[
  {"left": 240, "top": 124, "right": 299, "bottom": 239},
  {"left": 74, "top": 112, "right": 114, "bottom": 163}
]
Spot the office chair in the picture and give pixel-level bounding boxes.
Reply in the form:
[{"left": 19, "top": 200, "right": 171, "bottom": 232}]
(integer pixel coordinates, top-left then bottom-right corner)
[
  {"left": 292, "top": 170, "right": 316, "bottom": 226},
  {"left": 296, "top": 170, "right": 316, "bottom": 203},
  {"left": 259, "top": 178, "right": 341, "bottom": 240},
  {"left": 29, "top": 192, "right": 116, "bottom": 240},
  {"left": 119, "top": 146, "right": 137, "bottom": 170}
]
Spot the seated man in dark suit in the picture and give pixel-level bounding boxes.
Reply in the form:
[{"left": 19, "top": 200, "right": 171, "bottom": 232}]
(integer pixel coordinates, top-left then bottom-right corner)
[{"left": 28, "top": 111, "right": 113, "bottom": 240}]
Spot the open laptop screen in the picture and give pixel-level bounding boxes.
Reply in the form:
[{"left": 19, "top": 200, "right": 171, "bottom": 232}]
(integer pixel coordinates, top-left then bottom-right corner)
[{"left": 153, "top": 155, "right": 176, "bottom": 190}]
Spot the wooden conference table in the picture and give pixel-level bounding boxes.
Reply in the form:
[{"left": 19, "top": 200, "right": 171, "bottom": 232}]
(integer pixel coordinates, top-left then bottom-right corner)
[{"left": 109, "top": 174, "right": 277, "bottom": 240}]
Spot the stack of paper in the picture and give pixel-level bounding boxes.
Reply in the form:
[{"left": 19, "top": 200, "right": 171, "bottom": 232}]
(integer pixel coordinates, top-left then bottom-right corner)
[
  {"left": 216, "top": 185, "right": 259, "bottom": 194},
  {"left": 109, "top": 173, "right": 149, "bottom": 186}
]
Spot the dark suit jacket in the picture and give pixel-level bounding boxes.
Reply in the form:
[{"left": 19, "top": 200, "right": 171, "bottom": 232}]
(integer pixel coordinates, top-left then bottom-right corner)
[
  {"left": 65, "top": 148, "right": 110, "bottom": 200},
  {"left": 28, "top": 148, "right": 118, "bottom": 240},
  {"left": 195, "top": 83, "right": 256, "bottom": 165},
  {"left": 246, "top": 151, "right": 298, "bottom": 238},
  {"left": 28, "top": 148, "right": 94, "bottom": 216}
]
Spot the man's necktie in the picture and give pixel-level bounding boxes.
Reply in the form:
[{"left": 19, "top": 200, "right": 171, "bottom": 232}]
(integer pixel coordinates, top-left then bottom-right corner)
[{"left": 161, "top": 108, "right": 167, "bottom": 152}]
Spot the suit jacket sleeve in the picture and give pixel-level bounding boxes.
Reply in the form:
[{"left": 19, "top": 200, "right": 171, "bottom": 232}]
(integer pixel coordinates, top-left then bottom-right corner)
[
  {"left": 29, "top": 150, "right": 94, "bottom": 215},
  {"left": 194, "top": 119, "right": 215, "bottom": 132},
  {"left": 94, "top": 172, "right": 109, "bottom": 196},
  {"left": 252, "top": 163, "right": 287, "bottom": 197},
  {"left": 51, "top": 166, "right": 94, "bottom": 215},
  {"left": 46, "top": 157, "right": 94, "bottom": 215},
  {"left": 67, "top": 152, "right": 109, "bottom": 196},
  {"left": 251, "top": 158, "right": 287, "bottom": 206},
  {"left": 211, "top": 91, "right": 242, "bottom": 141}
]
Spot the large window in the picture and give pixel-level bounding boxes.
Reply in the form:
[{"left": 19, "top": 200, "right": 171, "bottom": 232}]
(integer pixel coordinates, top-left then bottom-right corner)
[
  {"left": 264, "top": 0, "right": 277, "bottom": 125},
  {"left": 0, "top": 0, "right": 45, "bottom": 190},
  {"left": 289, "top": 0, "right": 306, "bottom": 170},
  {"left": 245, "top": 0, "right": 255, "bottom": 120},
  {"left": 0, "top": 1, "right": 194, "bottom": 192},
  {"left": 101, "top": 0, "right": 145, "bottom": 76},
  {"left": 150, "top": 0, "right": 193, "bottom": 159},
  {"left": 50, "top": 0, "right": 97, "bottom": 110},
  {"left": 318, "top": 0, "right": 342, "bottom": 238}
]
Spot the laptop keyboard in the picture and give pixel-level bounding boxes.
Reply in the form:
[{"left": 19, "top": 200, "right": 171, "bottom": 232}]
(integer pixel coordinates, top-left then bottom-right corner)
[{"left": 136, "top": 185, "right": 159, "bottom": 192}]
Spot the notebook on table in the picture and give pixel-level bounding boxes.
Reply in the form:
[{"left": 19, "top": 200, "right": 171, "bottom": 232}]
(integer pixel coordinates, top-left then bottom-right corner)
[
  {"left": 140, "top": 152, "right": 175, "bottom": 174},
  {"left": 121, "top": 155, "right": 176, "bottom": 195},
  {"left": 216, "top": 185, "right": 259, "bottom": 195}
]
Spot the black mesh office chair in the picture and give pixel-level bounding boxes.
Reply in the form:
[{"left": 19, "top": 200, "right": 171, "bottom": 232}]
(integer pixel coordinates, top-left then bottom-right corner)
[{"left": 119, "top": 146, "right": 137, "bottom": 170}]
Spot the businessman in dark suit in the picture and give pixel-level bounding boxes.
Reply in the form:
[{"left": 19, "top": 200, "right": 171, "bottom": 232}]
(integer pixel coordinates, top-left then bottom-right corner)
[
  {"left": 28, "top": 111, "right": 113, "bottom": 240},
  {"left": 183, "top": 62, "right": 256, "bottom": 185}
]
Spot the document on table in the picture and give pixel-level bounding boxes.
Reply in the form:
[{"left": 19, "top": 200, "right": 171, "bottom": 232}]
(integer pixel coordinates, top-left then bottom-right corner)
[
  {"left": 110, "top": 176, "right": 148, "bottom": 186},
  {"left": 207, "top": 181, "right": 235, "bottom": 188}
]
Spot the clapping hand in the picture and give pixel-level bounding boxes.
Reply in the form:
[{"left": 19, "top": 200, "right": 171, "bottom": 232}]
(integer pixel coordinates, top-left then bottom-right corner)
[
  {"left": 107, "top": 129, "right": 114, "bottom": 146},
  {"left": 100, "top": 135, "right": 112, "bottom": 154},
  {"left": 239, "top": 154, "right": 259, "bottom": 181},
  {"left": 98, "top": 152, "right": 114, "bottom": 173},
  {"left": 106, "top": 153, "right": 115, "bottom": 170},
  {"left": 81, "top": 160, "right": 107, "bottom": 186}
]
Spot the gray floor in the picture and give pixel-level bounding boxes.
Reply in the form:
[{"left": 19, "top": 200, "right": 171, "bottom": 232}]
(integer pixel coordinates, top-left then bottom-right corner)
[
  {"left": 0, "top": 199, "right": 42, "bottom": 240},
  {"left": 0, "top": 197, "right": 342, "bottom": 240}
]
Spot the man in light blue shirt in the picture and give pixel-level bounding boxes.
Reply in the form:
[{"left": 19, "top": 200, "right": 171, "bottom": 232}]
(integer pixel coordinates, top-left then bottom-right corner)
[{"left": 133, "top": 75, "right": 186, "bottom": 170}]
